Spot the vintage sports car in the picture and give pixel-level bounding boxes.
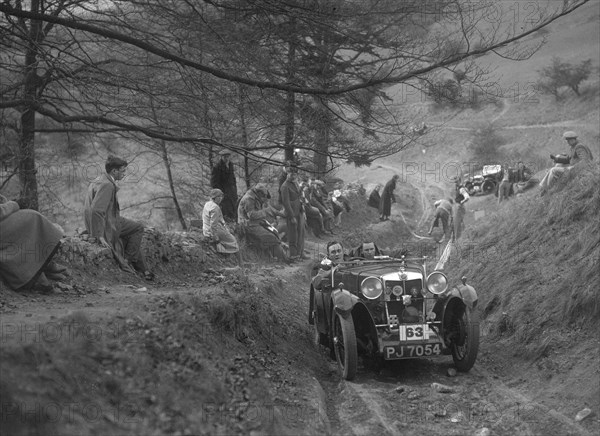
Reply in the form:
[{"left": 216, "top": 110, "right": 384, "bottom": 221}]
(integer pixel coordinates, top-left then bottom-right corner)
[
  {"left": 463, "top": 164, "right": 502, "bottom": 196},
  {"left": 309, "top": 255, "right": 479, "bottom": 380}
]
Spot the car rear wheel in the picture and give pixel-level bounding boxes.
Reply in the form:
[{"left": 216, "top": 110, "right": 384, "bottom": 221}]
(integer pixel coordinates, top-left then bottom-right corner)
[
  {"left": 449, "top": 308, "right": 480, "bottom": 372},
  {"left": 333, "top": 312, "right": 358, "bottom": 380},
  {"left": 481, "top": 180, "right": 495, "bottom": 194}
]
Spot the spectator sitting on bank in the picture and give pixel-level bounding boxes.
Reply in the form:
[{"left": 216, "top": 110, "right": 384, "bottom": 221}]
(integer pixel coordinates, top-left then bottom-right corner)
[
  {"left": 238, "top": 183, "right": 288, "bottom": 263},
  {"left": 301, "top": 182, "right": 326, "bottom": 238},
  {"left": 331, "top": 188, "right": 351, "bottom": 228},
  {"left": 428, "top": 198, "right": 454, "bottom": 243},
  {"left": 202, "top": 188, "right": 240, "bottom": 257},
  {"left": 367, "top": 184, "right": 381, "bottom": 209},
  {"left": 84, "top": 155, "right": 153, "bottom": 280},
  {"left": 513, "top": 161, "right": 538, "bottom": 194},
  {"left": 539, "top": 131, "right": 594, "bottom": 196},
  {"left": 1, "top": 194, "right": 67, "bottom": 292},
  {"left": 309, "top": 181, "right": 334, "bottom": 234}
]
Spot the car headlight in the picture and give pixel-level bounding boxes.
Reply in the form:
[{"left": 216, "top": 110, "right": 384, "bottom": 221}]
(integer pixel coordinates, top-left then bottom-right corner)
[
  {"left": 361, "top": 277, "right": 383, "bottom": 300},
  {"left": 426, "top": 272, "right": 448, "bottom": 295}
]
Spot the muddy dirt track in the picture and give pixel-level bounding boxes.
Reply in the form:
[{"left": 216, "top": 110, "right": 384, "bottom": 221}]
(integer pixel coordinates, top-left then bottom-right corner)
[
  {"left": 2, "top": 268, "right": 595, "bottom": 436},
  {"left": 312, "top": 351, "right": 594, "bottom": 436}
]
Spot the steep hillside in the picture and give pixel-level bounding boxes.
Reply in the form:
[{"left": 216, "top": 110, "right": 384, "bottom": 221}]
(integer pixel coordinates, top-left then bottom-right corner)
[{"left": 448, "top": 162, "right": 600, "bottom": 418}]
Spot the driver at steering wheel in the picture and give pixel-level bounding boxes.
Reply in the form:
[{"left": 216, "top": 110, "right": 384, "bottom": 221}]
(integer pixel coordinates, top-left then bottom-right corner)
[{"left": 311, "top": 241, "right": 345, "bottom": 290}]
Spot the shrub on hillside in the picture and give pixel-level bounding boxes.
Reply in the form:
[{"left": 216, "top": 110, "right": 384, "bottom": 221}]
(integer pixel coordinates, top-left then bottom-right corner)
[
  {"left": 536, "top": 57, "right": 593, "bottom": 101},
  {"left": 423, "top": 78, "right": 462, "bottom": 107},
  {"left": 468, "top": 122, "right": 506, "bottom": 165}
]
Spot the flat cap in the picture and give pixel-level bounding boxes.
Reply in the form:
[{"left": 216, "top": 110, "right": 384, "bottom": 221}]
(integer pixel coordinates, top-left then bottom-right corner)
[
  {"left": 210, "top": 188, "right": 224, "bottom": 198},
  {"left": 563, "top": 131, "right": 577, "bottom": 139},
  {"left": 254, "top": 183, "right": 270, "bottom": 198}
]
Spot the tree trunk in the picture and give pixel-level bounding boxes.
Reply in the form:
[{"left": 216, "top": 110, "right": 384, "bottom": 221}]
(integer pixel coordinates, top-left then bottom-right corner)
[
  {"left": 238, "top": 86, "right": 251, "bottom": 189},
  {"left": 159, "top": 141, "right": 187, "bottom": 230},
  {"left": 149, "top": 96, "right": 186, "bottom": 230},
  {"left": 312, "top": 98, "right": 330, "bottom": 178},
  {"left": 18, "top": 0, "right": 43, "bottom": 210},
  {"left": 284, "top": 22, "right": 297, "bottom": 163}
]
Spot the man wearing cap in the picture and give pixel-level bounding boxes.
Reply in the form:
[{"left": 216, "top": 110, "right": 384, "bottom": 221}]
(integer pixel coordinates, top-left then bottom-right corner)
[
  {"left": 539, "top": 131, "right": 593, "bottom": 196},
  {"left": 84, "top": 155, "right": 153, "bottom": 280},
  {"left": 238, "top": 183, "right": 288, "bottom": 262},
  {"left": 211, "top": 150, "right": 238, "bottom": 221},
  {"left": 202, "top": 188, "right": 239, "bottom": 255},
  {"left": 279, "top": 163, "right": 306, "bottom": 260}
]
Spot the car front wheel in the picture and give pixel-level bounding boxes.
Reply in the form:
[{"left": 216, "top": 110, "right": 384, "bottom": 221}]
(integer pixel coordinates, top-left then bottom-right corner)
[
  {"left": 333, "top": 311, "right": 358, "bottom": 380},
  {"left": 449, "top": 307, "right": 480, "bottom": 372}
]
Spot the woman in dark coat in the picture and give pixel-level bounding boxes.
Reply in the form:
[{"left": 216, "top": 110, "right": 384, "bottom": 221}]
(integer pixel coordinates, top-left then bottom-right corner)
[
  {"left": 379, "top": 175, "right": 399, "bottom": 221},
  {"left": 367, "top": 184, "right": 381, "bottom": 209},
  {"left": 0, "top": 195, "right": 65, "bottom": 291}
]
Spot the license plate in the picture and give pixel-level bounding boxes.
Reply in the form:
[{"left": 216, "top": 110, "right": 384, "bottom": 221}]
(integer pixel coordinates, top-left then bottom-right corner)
[
  {"left": 385, "top": 343, "right": 442, "bottom": 360},
  {"left": 399, "top": 324, "right": 438, "bottom": 341}
]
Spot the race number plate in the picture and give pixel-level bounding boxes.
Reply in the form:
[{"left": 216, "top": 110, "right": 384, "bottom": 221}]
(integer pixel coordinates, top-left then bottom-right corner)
[
  {"left": 384, "top": 343, "right": 442, "bottom": 360},
  {"left": 399, "top": 324, "right": 437, "bottom": 341}
]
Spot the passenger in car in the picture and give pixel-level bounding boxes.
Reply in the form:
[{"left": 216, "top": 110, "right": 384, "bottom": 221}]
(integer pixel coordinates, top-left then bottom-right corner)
[{"left": 349, "top": 242, "right": 382, "bottom": 259}]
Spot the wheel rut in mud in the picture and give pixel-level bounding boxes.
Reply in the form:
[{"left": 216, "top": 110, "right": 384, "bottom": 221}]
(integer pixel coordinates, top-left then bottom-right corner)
[{"left": 310, "top": 352, "right": 594, "bottom": 436}]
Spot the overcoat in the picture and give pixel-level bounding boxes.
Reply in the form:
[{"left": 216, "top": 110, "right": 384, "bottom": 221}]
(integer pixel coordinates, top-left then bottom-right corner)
[
  {"left": 84, "top": 173, "right": 124, "bottom": 256},
  {"left": 0, "top": 197, "right": 63, "bottom": 290},
  {"left": 211, "top": 159, "right": 238, "bottom": 220},
  {"left": 379, "top": 178, "right": 397, "bottom": 216}
]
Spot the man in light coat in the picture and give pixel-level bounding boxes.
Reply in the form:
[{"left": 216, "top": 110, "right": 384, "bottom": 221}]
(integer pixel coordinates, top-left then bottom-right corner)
[
  {"left": 539, "top": 131, "right": 594, "bottom": 196},
  {"left": 84, "top": 156, "right": 152, "bottom": 279},
  {"left": 202, "top": 188, "right": 239, "bottom": 255}
]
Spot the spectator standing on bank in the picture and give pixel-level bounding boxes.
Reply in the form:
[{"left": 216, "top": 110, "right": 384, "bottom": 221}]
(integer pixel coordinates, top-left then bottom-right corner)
[
  {"left": 379, "top": 175, "right": 399, "bottom": 221},
  {"left": 202, "top": 188, "right": 240, "bottom": 256},
  {"left": 539, "top": 131, "right": 594, "bottom": 196},
  {"left": 453, "top": 177, "right": 470, "bottom": 240},
  {"left": 497, "top": 165, "right": 512, "bottom": 203},
  {"left": 211, "top": 150, "right": 238, "bottom": 221},
  {"left": 280, "top": 163, "right": 306, "bottom": 261},
  {"left": 84, "top": 155, "right": 153, "bottom": 280}
]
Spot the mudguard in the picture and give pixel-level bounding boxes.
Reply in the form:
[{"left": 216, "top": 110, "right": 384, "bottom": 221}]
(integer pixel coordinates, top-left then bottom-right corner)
[
  {"left": 332, "top": 288, "right": 360, "bottom": 317},
  {"left": 451, "top": 284, "right": 478, "bottom": 309}
]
